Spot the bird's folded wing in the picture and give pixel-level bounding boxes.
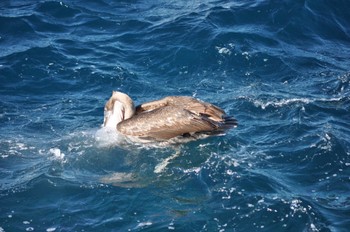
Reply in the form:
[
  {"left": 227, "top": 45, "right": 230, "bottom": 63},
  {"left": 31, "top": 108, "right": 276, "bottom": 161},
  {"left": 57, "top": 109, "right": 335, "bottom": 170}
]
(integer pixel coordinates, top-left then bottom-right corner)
[
  {"left": 117, "top": 106, "right": 218, "bottom": 140},
  {"left": 136, "top": 96, "right": 226, "bottom": 122},
  {"left": 135, "top": 98, "right": 168, "bottom": 113}
]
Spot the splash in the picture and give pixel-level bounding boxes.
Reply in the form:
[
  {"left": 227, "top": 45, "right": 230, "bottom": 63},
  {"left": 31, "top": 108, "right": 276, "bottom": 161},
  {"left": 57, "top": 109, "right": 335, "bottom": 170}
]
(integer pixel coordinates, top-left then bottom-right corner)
[
  {"left": 49, "top": 148, "right": 65, "bottom": 160},
  {"left": 94, "top": 127, "right": 126, "bottom": 148}
]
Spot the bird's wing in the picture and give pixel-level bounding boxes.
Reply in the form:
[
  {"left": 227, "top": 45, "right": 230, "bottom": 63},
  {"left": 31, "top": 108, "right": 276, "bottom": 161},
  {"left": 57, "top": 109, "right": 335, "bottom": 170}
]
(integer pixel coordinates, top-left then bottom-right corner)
[
  {"left": 117, "top": 106, "right": 218, "bottom": 140},
  {"left": 184, "top": 101, "right": 225, "bottom": 121},
  {"left": 135, "top": 98, "right": 168, "bottom": 114},
  {"left": 136, "top": 96, "right": 226, "bottom": 122}
]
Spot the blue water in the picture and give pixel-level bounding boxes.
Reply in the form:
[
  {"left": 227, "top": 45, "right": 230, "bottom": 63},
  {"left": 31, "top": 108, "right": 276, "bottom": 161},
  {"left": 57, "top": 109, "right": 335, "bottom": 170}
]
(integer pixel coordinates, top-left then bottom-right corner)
[{"left": 1, "top": 0, "right": 349, "bottom": 231}]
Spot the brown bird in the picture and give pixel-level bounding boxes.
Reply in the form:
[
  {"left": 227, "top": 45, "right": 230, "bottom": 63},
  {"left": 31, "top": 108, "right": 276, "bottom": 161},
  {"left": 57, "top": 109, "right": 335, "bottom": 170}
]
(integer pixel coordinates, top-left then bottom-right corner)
[{"left": 103, "top": 91, "right": 237, "bottom": 143}]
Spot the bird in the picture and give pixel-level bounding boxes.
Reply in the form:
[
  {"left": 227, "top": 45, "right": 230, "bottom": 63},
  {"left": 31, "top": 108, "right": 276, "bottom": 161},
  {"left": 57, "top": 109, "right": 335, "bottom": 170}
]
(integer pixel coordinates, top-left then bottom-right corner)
[{"left": 103, "top": 91, "right": 237, "bottom": 143}]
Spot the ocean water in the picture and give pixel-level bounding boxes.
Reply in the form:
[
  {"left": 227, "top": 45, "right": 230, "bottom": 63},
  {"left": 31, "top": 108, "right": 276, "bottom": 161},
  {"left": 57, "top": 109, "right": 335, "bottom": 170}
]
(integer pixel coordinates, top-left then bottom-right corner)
[{"left": 1, "top": 0, "right": 349, "bottom": 231}]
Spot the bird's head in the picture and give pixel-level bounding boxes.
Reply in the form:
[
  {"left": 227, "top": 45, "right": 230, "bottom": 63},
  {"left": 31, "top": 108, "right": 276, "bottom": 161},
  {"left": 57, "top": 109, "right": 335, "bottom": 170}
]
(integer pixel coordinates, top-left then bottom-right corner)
[{"left": 103, "top": 91, "right": 135, "bottom": 128}]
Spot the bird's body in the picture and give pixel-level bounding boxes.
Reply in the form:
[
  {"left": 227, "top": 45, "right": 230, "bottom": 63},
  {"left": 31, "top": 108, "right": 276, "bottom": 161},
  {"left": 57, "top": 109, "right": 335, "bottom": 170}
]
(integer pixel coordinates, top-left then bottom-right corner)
[{"left": 103, "top": 91, "right": 237, "bottom": 143}]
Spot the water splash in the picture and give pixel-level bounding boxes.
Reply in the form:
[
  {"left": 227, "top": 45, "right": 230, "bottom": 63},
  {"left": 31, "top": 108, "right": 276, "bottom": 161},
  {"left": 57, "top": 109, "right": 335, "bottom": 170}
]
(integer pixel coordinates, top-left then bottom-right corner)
[{"left": 94, "top": 127, "right": 126, "bottom": 148}]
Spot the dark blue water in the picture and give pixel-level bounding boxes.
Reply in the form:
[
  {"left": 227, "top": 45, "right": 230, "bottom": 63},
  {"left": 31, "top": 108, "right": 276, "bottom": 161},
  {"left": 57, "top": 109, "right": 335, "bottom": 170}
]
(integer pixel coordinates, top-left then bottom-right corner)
[{"left": 1, "top": 0, "right": 349, "bottom": 231}]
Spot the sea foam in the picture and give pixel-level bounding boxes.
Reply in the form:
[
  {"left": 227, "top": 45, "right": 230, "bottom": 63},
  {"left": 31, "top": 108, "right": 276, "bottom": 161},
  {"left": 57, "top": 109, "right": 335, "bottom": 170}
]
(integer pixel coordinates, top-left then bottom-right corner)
[{"left": 94, "top": 127, "right": 125, "bottom": 148}]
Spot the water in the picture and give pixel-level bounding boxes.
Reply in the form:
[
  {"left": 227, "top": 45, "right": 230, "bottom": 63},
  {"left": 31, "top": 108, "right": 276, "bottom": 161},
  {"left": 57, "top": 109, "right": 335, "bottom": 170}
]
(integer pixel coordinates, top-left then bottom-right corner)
[{"left": 1, "top": 0, "right": 349, "bottom": 231}]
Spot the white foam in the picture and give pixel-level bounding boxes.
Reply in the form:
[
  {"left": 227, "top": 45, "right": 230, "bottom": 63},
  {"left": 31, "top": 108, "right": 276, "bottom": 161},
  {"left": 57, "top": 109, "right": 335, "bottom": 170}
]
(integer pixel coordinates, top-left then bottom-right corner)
[
  {"left": 135, "top": 222, "right": 152, "bottom": 229},
  {"left": 49, "top": 148, "right": 65, "bottom": 160},
  {"left": 310, "top": 223, "right": 318, "bottom": 232},
  {"left": 252, "top": 97, "right": 344, "bottom": 110},
  {"left": 254, "top": 98, "right": 311, "bottom": 109},
  {"left": 168, "top": 221, "right": 175, "bottom": 230},
  {"left": 46, "top": 227, "right": 56, "bottom": 232},
  {"left": 94, "top": 127, "right": 125, "bottom": 148},
  {"left": 1, "top": 154, "right": 9, "bottom": 158},
  {"left": 216, "top": 46, "right": 232, "bottom": 55}
]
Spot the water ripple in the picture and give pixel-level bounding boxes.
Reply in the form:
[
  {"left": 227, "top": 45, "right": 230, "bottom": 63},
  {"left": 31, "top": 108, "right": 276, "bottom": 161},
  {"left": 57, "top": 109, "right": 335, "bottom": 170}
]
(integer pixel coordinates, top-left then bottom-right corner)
[{"left": 1, "top": 0, "right": 350, "bottom": 231}]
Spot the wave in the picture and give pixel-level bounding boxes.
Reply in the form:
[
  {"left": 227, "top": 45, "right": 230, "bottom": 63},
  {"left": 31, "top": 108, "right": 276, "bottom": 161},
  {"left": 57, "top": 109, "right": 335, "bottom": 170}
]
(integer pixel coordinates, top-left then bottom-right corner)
[
  {"left": 1, "top": 0, "right": 350, "bottom": 231},
  {"left": 250, "top": 96, "right": 348, "bottom": 110}
]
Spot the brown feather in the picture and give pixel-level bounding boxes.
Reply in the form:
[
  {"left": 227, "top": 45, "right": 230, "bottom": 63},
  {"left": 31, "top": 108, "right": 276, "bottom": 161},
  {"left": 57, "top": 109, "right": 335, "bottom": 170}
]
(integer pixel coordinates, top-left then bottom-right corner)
[{"left": 118, "top": 106, "right": 217, "bottom": 140}]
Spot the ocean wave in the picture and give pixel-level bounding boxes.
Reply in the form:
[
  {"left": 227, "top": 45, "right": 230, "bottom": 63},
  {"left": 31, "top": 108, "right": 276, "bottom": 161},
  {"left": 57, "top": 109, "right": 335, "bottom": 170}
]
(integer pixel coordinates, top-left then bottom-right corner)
[
  {"left": 240, "top": 95, "right": 349, "bottom": 110},
  {"left": 1, "top": 0, "right": 350, "bottom": 231}
]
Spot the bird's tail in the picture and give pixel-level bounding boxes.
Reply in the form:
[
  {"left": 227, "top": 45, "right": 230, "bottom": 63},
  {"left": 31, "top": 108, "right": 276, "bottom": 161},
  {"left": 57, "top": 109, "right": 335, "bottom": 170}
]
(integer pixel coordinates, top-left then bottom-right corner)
[{"left": 221, "top": 116, "right": 238, "bottom": 129}]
